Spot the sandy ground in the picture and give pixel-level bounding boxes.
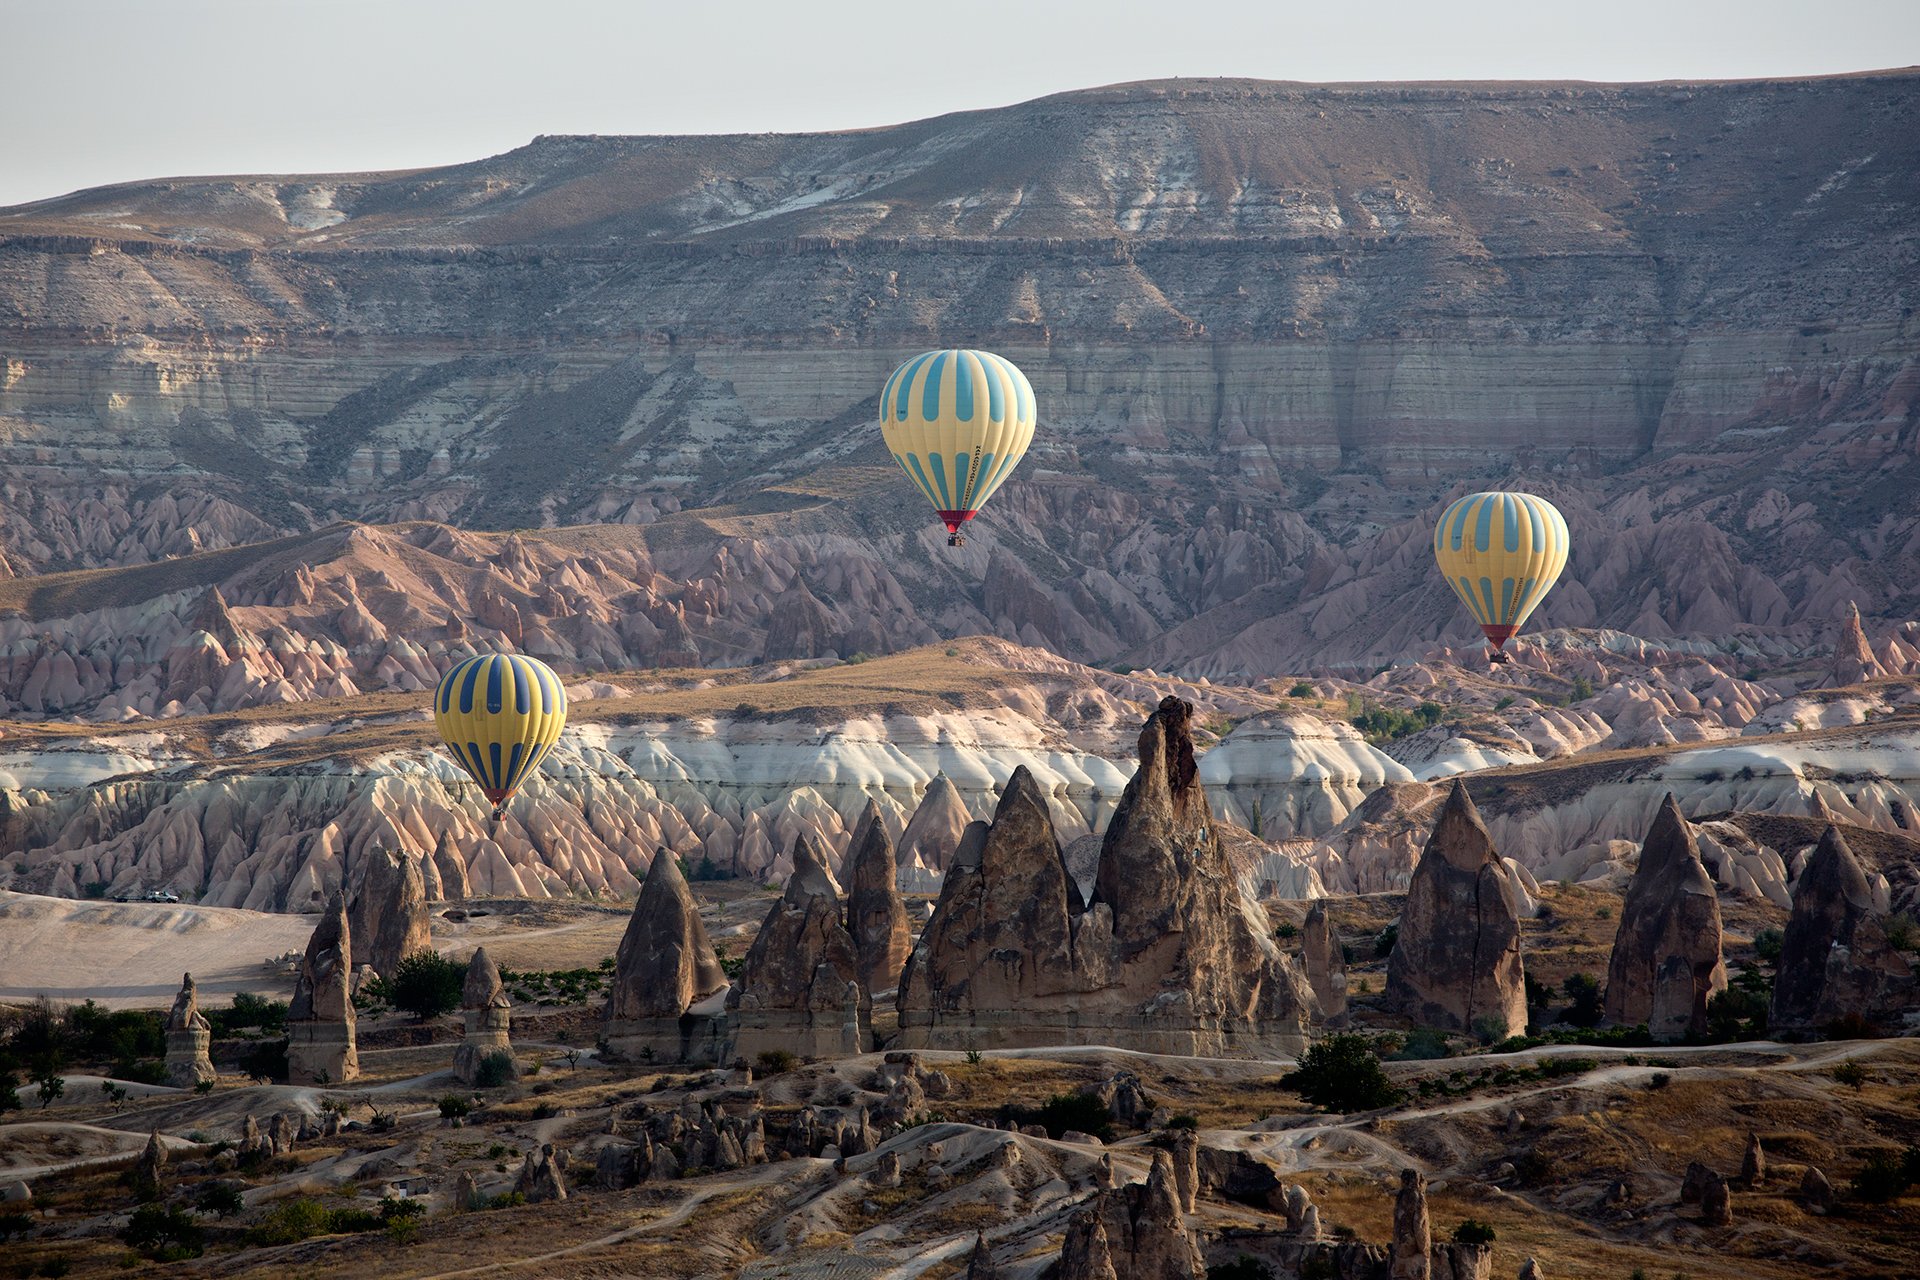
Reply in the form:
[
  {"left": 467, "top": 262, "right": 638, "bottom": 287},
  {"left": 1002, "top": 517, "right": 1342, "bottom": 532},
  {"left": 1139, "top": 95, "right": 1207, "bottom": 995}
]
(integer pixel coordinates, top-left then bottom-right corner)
[{"left": 0, "top": 891, "right": 316, "bottom": 1008}]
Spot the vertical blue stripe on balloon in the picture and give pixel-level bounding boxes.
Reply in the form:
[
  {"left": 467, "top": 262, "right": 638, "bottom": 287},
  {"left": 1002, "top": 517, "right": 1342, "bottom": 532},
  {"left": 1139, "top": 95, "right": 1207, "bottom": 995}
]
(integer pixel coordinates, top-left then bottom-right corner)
[
  {"left": 438, "top": 667, "right": 455, "bottom": 714},
  {"left": 1478, "top": 576, "right": 1499, "bottom": 621},
  {"left": 895, "top": 352, "right": 935, "bottom": 419},
  {"left": 922, "top": 351, "right": 948, "bottom": 422},
  {"left": 1473, "top": 496, "right": 1495, "bottom": 553},
  {"left": 511, "top": 658, "right": 530, "bottom": 714},
  {"left": 1527, "top": 498, "right": 1545, "bottom": 552},
  {"left": 954, "top": 353, "right": 975, "bottom": 422},
  {"left": 973, "top": 453, "right": 995, "bottom": 504},
  {"left": 1503, "top": 495, "right": 1520, "bottom": 552},
  {"left": 907, "top": 453, "right": 940, "bottom": 506},
  {"left": 929, "top": 452, "right": 952, "bottom": 507},
  {"left": 979, "top": 353, "right": 1005, "bottom": 422},
  {"left": 1449, "top": 499, "right": 1472, "bottom": 551},
  {"left": 465, "top": 741, "right": 487, "bottom": 785},
  {"left": 459, "top": 659, "right": 484, "bottom": 713},
  {"left": 1457, "top": 576, "right": 1481, "bottom": 623},
  {"left": 536, "top": 661, "right": 555, "bottom": 714},
  {"left": 1013, "top": 360, "right": 1033, "bottom": 422},
  {"left": 505, "top": 742, "right": 526, "bottom": 790},
  {"left": 1500, "top": 577, "right": 1515, "bottom": 622},
  {"left": 488, "top": 741, "right": 503, "bottom": 790},
  {"left": 486, "top": 656, "right": 503, "bottom": 714}
]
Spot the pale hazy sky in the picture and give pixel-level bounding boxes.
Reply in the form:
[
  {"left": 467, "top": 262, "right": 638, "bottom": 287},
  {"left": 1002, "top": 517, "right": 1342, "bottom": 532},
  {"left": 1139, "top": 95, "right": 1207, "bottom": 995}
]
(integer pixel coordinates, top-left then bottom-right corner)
[{"left": 4, "top": 0, "right": 1917, "bottom": 207}]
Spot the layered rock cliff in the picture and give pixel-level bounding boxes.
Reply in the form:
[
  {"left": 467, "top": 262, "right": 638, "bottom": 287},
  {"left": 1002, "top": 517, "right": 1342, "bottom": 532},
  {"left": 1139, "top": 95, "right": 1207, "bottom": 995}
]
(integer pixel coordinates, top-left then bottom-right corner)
[{"left": 0, "top": 74, "right": 1914, "bottom": 672}]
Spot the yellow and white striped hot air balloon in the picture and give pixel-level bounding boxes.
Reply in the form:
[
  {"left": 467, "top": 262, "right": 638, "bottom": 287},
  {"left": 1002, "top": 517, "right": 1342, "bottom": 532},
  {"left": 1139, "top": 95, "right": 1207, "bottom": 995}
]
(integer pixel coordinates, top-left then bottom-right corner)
[
  {"left": 432, "top": 653, "right": 568, "bottom": 820},
  {"left": 1432, "top": 491, "right": 1570, "bottom": 664},
  {"left": 878, "top": 349, "right": 1037, "bottom": 546}
]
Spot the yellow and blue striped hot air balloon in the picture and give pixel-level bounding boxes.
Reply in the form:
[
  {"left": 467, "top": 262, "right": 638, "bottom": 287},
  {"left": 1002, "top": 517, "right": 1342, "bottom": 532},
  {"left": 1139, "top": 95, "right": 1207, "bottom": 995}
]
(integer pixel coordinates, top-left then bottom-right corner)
[
  {"left": 432, "top": 653, "right": 568, "bottom": 820},
  {"left": 1432, "top": 491, "right": 1570, "bottom": 663},
  {"left": 878, "top": 349, "right": 1037, "bottom": 546}
]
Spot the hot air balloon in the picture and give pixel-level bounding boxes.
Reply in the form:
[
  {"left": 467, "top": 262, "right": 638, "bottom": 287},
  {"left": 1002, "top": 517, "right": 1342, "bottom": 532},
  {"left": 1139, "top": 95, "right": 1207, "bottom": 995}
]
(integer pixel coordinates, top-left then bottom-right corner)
[
  {"left": 1432, "top": 491, "right": 1569, "bottom": 664},
  {"left": 433, "top": 653, "right": 568, "bottom": 820},
  {"left": 878, "top": 349, "right": 1036, "bottom": 546}
]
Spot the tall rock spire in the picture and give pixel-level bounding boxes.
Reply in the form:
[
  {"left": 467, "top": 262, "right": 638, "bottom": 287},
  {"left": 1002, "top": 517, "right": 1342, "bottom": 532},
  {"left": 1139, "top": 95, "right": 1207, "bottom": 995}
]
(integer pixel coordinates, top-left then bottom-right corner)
[{"left": 1603, "top": 794, "right": 1726, "bottom": 1039}]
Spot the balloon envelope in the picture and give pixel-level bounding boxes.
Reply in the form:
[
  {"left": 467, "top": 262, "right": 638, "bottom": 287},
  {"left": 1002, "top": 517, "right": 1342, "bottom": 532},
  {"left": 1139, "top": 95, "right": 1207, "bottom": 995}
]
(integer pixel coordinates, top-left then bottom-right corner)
[
  {"left": 1432, "top": 491, "right": 1569, "bottom": 650},
  {"left": 878, "top": 349, "right": 1036, "bottom": 542},
  {"left": 433, "top": 653, "right": 568, "bottom": 818}
]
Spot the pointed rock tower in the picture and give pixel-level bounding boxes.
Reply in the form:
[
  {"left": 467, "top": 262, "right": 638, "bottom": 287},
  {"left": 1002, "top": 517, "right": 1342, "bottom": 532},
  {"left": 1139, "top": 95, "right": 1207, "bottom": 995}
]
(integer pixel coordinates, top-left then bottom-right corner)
[
  {"left": 346, "top": 847, "right": 430, "bottom": 979},
  {"left": 604, "top": 849, "right": 730, "bottom": 1063},
  {"left": 286, "top": 893, "right": 358, "bottom": 1084},
  {"left": 1385, "top": 781, "right": 1528, "bottom": 1039},
  {"left": 899, "top": 774, "right": 973, "bottom": 872},
  {"left": 1770, "top": 826, "right": 1914, "bottom": 1032},
  {"left": 845, "top": 800, "right": 912, "bottom": 997},
  {"left": 454, "top": 946, "right": 516, "bottom": 1085},
  {"left": 1827, "top": 602, "right": 1887, "bottom": 688},
  {"left": 899, "top": 697, "right": 1313, "bottom": 1056},
  {"left": 1301, "top": 899, "right": 1349, "bottom": 1023},
  {"left": 727, "top": 833, "right": 869, "bottom": 1060},
  {"left": 163, "top": 973, "right": 215, "bottom": 1087},
  {"left": 1603, "top": 795, "right": 1726, "bottom": 1040}
]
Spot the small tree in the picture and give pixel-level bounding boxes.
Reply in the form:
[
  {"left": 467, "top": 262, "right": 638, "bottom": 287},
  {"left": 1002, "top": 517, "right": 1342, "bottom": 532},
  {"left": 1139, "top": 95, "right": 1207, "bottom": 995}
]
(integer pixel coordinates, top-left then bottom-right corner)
[
  {"left": 1451, "top": 1219, "right": 1496, "bottom": 1244},
  {"left": 1281, "top": 1034, "right": 1404, "bottom": 1112},
  {"left": 123, "top": 1205, "right": 205, "bottom": 1260},
  {"left": 196, "top": 1181, "right": 246, "bottom": 1219},
  {"left": 35, "top": 1070, "right": 64, "bottom": 1110},
  {"left": 1561, "top": 974, "right": 1603, "bottom": 1028},
  {"left": 386, "top": 951, "right": 466, "bottom": 1021}
]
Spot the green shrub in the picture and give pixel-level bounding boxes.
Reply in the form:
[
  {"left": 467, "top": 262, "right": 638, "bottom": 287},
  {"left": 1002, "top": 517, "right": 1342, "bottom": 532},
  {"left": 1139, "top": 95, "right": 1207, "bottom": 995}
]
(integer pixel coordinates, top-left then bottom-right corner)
[
  {"left": 473, "top": 1049, "right": 516, "bottom": 1088},
  {"left": 1391, "top": 1028, "right": 1452, "bottom": 1061},
  {"left": 1560, "top": 973, "right": 1603, "bottom": 1028},
  {"left": 1451, "top": 1218, "right": 1496, "bottom": 1244},
  {"left": 205, "top": 992, "right": 287, "bottom": 1037},
  {"left": 1885, "top": 913, "right": 1917, "bottom": 952},
  {"left": 1849, "top": 1146, "right": 1919, "bottom": 1202},
  {"left": 1000, "top": 1091, "right": 1115, "bottom": 1142},
  {"left": 246, "top": 1197, "right": 333, "bottom": 1245},
  {"left": 1281, "top": 1034, "right": 1404, "bottom": 1112},
  {"left": 438, "top": 1094, "right": 474, "bottom": 1119},
  {"left": 1832, "top": 1061, "right": 1868, "bottom": 1090},
  {"left": 0, "top": 1210, "right": 33, "bottom": 1240},
  {"left": 122, "top": 1205, "right": 204, "bottom": 1259},
  {"left": 756, "top": 1049, "right": 799, "bottom": 1075},
  {"left": 239, "top": 1038, "right": 288, "bottom": 1084},
  {"left": 1289, "top": 682, "right": 1314, "bottom": 698},
  {"left": 1374, "top": 924, "right": 1398, "bottom": 958},
  {"left": 1166, "top": 1114, "right": 1200, "bottom": 1130},
  {"left": 196, "top": 1181, "right": 245, "bottom": 1218},
  {"left": 1274, "top": 922, "right": 1299, "bottom": 941},
  {"left": 386, "top": 951, "right": 466, "bottom": 1020},
  {"left": 1704, "top": 969, "right": 1771, "bottom": 1042},
  {"left": 1752, "top": 927, "right": 1785, "bottom": 965}
]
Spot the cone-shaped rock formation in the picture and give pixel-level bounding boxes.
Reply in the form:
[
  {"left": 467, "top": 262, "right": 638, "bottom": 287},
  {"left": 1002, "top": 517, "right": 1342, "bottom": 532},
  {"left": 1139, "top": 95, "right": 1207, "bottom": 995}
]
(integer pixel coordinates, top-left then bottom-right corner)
[
  {"left": 1603, "top": 795, "right": 1726, "bottom": 1040},
  {"left": 1302, "top": 899, "right": 1348, "bottom": 1023},
  {"left": 1385, "top": 781, "right": 1527, "bottom": 1039},
  {"left": 604, "top": 850, "right": 730, "bottom": 1063},
  {"left": 900, "top": 774, "right": 973, "bottom": 872},
  {"left": 900, "top": 697, "right": 1312, "bottom": 1056},
  {"left": 1770, "top": 826, "right": 1913, "bottom": 1032},
  {"left": 728, "top": 832, "right": 869, "bottom": 1060},
  {"left": 454, "top": 946, "right": 516, "bottom": 1085},
  {"left": 846, "top": 800, "right": 911, "bottom": 996},
  {"left": 346, "top": 846, "right": 430, "bottom": 978},
  {"left": 287, "top": 892, "right": 358, "bottom": 1084},
  {"left": 163, "top": 973, "right": 214, "bottom": 1087}
]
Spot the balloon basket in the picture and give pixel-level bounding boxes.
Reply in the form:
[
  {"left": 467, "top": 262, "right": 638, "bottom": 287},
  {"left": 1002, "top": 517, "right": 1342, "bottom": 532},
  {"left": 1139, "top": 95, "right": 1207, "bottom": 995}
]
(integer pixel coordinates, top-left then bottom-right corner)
[
  {"left": 1487, "top": 650, "right": 1511, "bottom": 666},
  {"left": 947, "top": 532, "right": 967, "bottom": 547}
]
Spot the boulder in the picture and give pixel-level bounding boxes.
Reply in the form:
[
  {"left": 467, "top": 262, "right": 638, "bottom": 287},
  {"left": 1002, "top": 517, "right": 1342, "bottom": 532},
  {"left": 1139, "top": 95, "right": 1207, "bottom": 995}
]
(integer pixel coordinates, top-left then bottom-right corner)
[
  {"left": 1769, "top": 827, "right": 1914, "bottom": 1032},
  {"left": 727, "top": 833, "right": 869, "bottom": 1060},
  {"left": 845, "top": 800, "right": 912, "bottom": 996},
  {"left": 345, "top": 846, "right": 429, "bottom": 978},
  {"left": 1602, "top": 795, "right": 1726, "bottom": 1040},
  {"left": 1385, "top": 782, "right": 1527, "bottom": 1040},
  {"left": 286, "top": 892, "right": 358, "bottom": 1084},
  {"left": 163, "top": 972, "right": 215, "bottom": 1087},
  {"left": 1740, "top": 1132, "right": 1765, "bottom": 1187},
  {"left": 1699, "top": 1168, "right": 1731, "bottom": 1226},
  {"left": 604, "top": 849, "right": 730, "bottom": 1063},
  {"left": 453, "top": 946, "right": 516, "bottom": 1085},
  {"left": 1799, "top": 1165, "right": 1833, "bottom": 1213},
  {"left": 1302, "top": 898, "right": 1348, "bottom": 1022}
]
